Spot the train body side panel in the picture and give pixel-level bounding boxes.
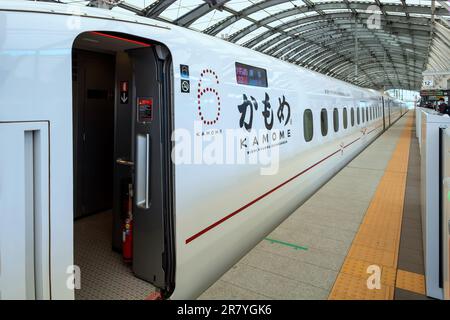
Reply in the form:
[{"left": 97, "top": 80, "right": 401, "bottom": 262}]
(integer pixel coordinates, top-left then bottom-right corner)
[
  {"left": 0, "top": 2, "right": 406, "bottom": 299},
  {"left": 168, "top": 39, "right": 388, "bottom": 298}
]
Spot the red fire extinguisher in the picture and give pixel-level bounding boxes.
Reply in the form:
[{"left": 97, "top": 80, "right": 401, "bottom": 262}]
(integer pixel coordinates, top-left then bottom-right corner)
[{"left": 122, "top": 183, "right": 133, "bottom": 264}]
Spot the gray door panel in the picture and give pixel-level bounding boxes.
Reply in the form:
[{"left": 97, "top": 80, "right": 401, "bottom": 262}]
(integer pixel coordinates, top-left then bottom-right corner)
[{"left": 130, "top": 47, "right": 166, "bottom": 287}]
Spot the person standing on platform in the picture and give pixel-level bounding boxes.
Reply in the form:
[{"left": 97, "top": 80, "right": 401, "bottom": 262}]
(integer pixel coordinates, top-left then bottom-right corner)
[{"left": 438, "top": 98, "right": 448, "bottom": 114}]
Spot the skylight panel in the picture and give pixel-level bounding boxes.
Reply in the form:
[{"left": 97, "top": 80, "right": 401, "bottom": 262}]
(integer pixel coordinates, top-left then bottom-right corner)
[
  {"left": 190, "top": 9, "right": 233, "bottom": 31},
  {"left": 159, "top": 0, "right": 204, "bottom": 21}
]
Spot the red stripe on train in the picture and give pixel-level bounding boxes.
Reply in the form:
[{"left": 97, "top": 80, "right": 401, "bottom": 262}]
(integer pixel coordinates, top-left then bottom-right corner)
[{"left": 185, "top": 124, "right": 383, "bottom": 244}]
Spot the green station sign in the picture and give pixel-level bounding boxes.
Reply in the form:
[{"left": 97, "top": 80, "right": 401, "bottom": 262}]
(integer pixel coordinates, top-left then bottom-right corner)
[{"left": 420, "top": 90, "right": 450, "bottom": 97}]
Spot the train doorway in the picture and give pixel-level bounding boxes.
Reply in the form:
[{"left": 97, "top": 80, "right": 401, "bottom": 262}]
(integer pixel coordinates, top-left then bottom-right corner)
[{"left": 72, "top": 32, "right": 175, "bottom": 300}]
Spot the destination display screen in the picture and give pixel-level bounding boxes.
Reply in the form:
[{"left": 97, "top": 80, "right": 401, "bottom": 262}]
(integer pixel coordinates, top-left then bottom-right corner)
[
  {"left": 235, "top": 62, "right": 268, "bottom": 87},
  {"left": 420, "top": 90, "right": 449, "bottom": 97}
]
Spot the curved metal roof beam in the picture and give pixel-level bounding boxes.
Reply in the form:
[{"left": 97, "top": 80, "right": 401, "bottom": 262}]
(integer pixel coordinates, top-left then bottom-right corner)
[
  {"left": 227, "top": 5, "right": 441, "bottom": 43},
  {"left": 283, "top": 36, "right": 425, "bottom": 75},
  {"left": 256, "top": 20, "right": 430, "bottom": 60},
  {"left": 310, "top": 44, "right": 422, "bottom": 71},
  {"left": 142, "top": 0, "right": 176, "bottom": 18},
  {"left": 286, "top": 30, "right": 427, "bottom": 80},
  {"left": 252, "top": 18, "right": 431, "bottom": 52},
  {"left": 291, "top": 37, "right": 427, "bottom": 65},
  {"left": 336, "top": 61, "right": 422, "bottom": 79},
  {"left": 249, "top": 21, "right": 333, "bottom": 50},
  {"left": 203, "top": 0, "right": 293, "bottom": 35},
  {"left": 243, "top": 17, "right": 430, "bottom": 58},
  {"left": 315, "top": 52, "right": 423, "bottom": 77},
  {"left": 330, "top": 61, "right": 421, "bottom": 79},
  {"left": 266, "top": 28, "right": 429, "bottom": 57},
  {"left": 352, "top": 73, "right": 417, "bottom": 86},
  {"left": 337, "top": 66, "right": 421, "bottom": 88}
]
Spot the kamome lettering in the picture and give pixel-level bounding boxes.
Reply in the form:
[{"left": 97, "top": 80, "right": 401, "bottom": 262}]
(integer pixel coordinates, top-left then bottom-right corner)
[
  {"left": 178, "top": 304, "right": 212, "bottom": 318},
  {"left": 240, "top": 129, "right": 291, "bottom": 150}
]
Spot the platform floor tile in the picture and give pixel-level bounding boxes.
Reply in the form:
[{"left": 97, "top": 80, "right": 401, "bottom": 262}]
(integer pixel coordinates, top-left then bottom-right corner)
[
  {"left": 329, "top": 114, "right": 413, "bottom": 300},
  {"left": 395, "top": 270, "right": 426, "bottom": 295},
  {"left": 328, "top": 273, "right": 394, "bottom": 300}
]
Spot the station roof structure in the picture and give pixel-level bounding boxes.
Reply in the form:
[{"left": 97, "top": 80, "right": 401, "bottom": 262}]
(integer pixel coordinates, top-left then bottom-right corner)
[{"left": 38, "top": 0, "right": 450, "bottom": 90}]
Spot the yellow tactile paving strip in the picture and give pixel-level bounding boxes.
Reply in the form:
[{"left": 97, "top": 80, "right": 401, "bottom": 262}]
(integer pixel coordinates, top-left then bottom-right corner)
[
  {"left": 329, "top": 114, "right": 414, "bottom": 300},
  {"left": 395, "top": 269, "right": 426, "bottom": 295}
]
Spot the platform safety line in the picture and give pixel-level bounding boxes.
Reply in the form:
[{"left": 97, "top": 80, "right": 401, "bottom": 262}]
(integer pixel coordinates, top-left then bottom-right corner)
[
  {"left": 264, "top": 238, "right": 308, "bottom": 251},
  {"left": 328, "top": 113, "right": 414, "bottom": 300}
]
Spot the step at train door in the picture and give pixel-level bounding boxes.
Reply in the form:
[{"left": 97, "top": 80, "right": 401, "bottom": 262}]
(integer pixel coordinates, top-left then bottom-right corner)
[{"left": 130, "top": 47, "right": 166, "bottom": 288}]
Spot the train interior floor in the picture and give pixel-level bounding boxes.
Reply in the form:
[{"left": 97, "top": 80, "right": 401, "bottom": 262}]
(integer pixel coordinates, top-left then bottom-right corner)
[
  {"left": 74, "top": 211, "right": 156, "bottom": 300},
  {"left": 199, "top": 111, "right": 430, "bottom": 300}
]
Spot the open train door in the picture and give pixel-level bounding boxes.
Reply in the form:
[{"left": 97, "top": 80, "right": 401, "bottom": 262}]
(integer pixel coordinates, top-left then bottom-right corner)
[
  {"left": 387, "top": 99, "right": 392, "bottom": 127},
  {"left": 382, "top": 96, "right": 391, "bottom": 129},
  {"left": 129, "top": 46, "right": 175, "bottom": 294},
  {"left": 72, "top": 31, "right": 175, "bottom": 300}
]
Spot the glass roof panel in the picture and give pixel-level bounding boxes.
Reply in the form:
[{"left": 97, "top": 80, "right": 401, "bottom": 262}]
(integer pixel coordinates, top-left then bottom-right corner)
[
  {"left": 251, "top": 32, "right": 281, "bottom": 49},
  {"left": 408, "top": 12, "right": 433, "bottom": 18},
  {"left": 405, "top": 0, "right": 434, "bottom": 5},
  {"left": 322, "top": 8, "right": 352, "bottom": 14},
  {"left": 124, "top": 0, "right": 155, "bottom": 8},
  {"left": 216, "top": 18, "right": 254, "bottom": 39},
  {"left": 379, "top": 0, "right": 402, "bottom": 4},
  {"left": 267, "top": 12, "right": 313, "bottom": 29},
  {"left": 159, "top": 0, "right": 204, "bottom": 21},
  {"left": 388, "top": 11, "right": 407, "bottom": 16},
  {"left": 190, "top": 9, "right": 233, "bottom": 31},
  {"left": 235, "top": 26, "right": 269, "bottom": 45},
  {"left": 225, "top": 0, "right": 265, "bottom": 12},
  {"left": 307, "top": 0, "right": 344, "bottom": 2},
  {"left": 345, "top": 0, "right": 375, "bottom": 3},
  {"left": 266, "top": 19, "right": 285, "bottom": 28},
  {"left": 262, "top": 2, "right": 296, "bottom": 14},
  {"left": 247, "top": 9, "right": 272, "bottom": 20}
]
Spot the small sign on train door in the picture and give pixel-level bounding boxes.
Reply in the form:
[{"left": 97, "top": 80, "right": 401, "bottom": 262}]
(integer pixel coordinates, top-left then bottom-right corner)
[
  {"left": 137, "top": 97, "right": 153, "bottom": 123},
  {"left": 181, "top": 80, "right": 190, "bottom": 93},
  {"left": 120, "top": 81, "right": 129, "bottom": 104},
  {"left": 180, "top": 65, "right": 189, "bottom": 78}
]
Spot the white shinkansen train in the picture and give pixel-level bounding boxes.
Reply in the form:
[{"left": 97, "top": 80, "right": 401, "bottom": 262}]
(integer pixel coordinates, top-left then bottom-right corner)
[{"left": 0, "top": 1, "right": 407, "bottom": 300}]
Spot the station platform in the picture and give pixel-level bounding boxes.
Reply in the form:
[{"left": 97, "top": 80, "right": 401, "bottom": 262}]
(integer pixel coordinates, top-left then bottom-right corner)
[{"left": 199, "top": 111, "right": 429, "bottom": 300}]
